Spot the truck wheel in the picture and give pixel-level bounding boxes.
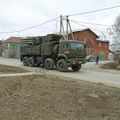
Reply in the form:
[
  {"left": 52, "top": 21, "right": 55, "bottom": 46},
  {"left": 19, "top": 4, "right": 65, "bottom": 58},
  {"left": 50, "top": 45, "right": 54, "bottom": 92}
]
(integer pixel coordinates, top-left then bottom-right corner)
[
  {"left": 44, "top": 58, "right": 54, "bottom": 70},
  {"left": 71, "top": 64, "right": 81, "bottom": 71},
  {"left": 23, "top": 57, "right": 28, "bottom": 66},
  {"left": 57, "top": 59, "right": 68, "bottom": 72},
  {"left": 28, "top": 57, "right": 35, "bottom": 67}
]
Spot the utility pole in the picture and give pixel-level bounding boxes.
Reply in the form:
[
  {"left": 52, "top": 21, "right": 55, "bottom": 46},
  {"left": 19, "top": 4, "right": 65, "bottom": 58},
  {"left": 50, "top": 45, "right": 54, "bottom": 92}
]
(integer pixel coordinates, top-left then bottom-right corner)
[
  {"left": 66, "top": 16, "right": 69, "bottom": 40},
  {"left": 60, "top": 15, "right": 62, "bottom": 34},
  {"left": 60, "top": 15, "right": 66, "bottom": 40},
  {"left": 65, "top": 16, "right": 74, "bottom": 40},
  {"left": 68, "top": 18, "right": 74, "bottom": 40},
  {"left": 60, "top": 15, "right": 74, "bottom": 40}
]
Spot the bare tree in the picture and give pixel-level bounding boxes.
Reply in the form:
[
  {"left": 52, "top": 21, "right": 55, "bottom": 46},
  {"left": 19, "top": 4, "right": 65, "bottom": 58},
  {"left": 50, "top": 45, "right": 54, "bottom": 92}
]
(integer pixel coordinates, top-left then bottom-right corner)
[
  {"left": 110, "top": 14, "right": 120, "bottom": 64},
  {"left": 112, "top": 14, "right": 120, "bottom": 48}
]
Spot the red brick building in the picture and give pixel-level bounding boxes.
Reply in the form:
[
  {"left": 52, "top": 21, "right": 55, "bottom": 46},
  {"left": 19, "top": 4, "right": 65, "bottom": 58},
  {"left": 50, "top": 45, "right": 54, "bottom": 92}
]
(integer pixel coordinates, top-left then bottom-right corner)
[{"left": 68, "top": 28, "right": 109, "bottom": 60}]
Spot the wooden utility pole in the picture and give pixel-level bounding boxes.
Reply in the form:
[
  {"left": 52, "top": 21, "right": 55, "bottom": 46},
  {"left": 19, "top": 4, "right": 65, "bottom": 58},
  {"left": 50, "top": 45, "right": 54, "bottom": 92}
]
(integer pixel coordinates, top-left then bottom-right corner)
[
  {"left": 68, "top": 18, "right": 74, "bottom": 40},
  {"left": 60, "top": 15, "right": 66, "bottom": 40},
  {"left": 65, "top": 16, "right": 74, "bottom": 40},
  {"left": 66, "top": 16, "right": 69, "bottom": 40}
]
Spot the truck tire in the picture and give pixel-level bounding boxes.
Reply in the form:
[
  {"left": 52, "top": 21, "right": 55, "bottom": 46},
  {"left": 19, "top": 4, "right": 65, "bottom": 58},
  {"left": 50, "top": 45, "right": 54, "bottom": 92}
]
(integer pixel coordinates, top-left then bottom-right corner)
[
  {"left": 28, "top": 57, "right": 35, "bottom": 67},
  {"left": 57, "top": 59, "right": 68, "bottom": 72},
  {"left": 44, "top": 58, "right": 54, "bottom": 70},
  {"left": 71, "top": 64, "right": 81, "bottom": 71},
  {"left": 23, "top": 57, "right": 28, "bottom": 66}
]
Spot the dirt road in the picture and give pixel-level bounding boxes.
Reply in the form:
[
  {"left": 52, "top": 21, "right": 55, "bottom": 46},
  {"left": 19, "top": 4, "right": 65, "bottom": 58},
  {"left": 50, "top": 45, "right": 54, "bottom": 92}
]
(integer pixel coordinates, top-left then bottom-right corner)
[{"left": 0, "top": 57, "right": 120, "bottom": 88}]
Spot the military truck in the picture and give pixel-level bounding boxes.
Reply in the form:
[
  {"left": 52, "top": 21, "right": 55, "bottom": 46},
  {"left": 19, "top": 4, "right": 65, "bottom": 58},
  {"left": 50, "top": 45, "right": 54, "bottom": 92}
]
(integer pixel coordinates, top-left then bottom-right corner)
[{"left": 20, "top": 34, "right": 86, "bottom": 72}]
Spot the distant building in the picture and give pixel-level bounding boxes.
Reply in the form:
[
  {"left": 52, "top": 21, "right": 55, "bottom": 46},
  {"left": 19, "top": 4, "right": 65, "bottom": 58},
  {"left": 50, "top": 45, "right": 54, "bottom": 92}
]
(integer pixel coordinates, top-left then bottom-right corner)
[
  {"left": 68, "top": 28, "right": 109, "bottom": 60},
  {"left": 0, "top": 40, "right": 3, "bottom": 56},
  {"left": 2, "top": 37, "right": 21, "bottom": 59}
]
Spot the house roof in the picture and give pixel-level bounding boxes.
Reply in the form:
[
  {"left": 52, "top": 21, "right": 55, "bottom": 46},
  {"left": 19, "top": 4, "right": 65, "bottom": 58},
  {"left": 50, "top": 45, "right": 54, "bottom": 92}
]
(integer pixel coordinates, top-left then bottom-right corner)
[
  {"left": 97, "top": 39, "right": 109, "bottom": 43},
  {"left": 71, "top": 28, "right": 99, "bottom": 38},
  {"left": 4, "top": 37, "right": 21, "bottom": 43}
]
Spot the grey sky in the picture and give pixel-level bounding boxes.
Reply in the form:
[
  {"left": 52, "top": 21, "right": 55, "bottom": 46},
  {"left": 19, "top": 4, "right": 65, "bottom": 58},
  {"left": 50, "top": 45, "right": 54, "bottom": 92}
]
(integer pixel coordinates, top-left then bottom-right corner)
[{"left": 0, "top": 0, "right": 120, "bottom": 41}]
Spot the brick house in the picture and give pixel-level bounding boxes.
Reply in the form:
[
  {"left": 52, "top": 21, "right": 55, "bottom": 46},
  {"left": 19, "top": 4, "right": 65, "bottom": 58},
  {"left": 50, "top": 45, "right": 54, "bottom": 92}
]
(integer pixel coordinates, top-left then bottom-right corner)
[
  {"left": 2, "top": 37, "right": 21, "bottom": 58},
  {"left": 95, "top": 40, "right": 109, "bottom": 60},
  {"left": 68, "top": 28, "right": 109, "bottom": 60}
]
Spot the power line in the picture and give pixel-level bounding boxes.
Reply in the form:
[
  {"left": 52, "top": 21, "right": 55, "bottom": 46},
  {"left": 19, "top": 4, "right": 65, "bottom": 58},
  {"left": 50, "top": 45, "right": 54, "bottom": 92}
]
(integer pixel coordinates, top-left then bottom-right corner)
[
  {"left": 0, "top": 16, "right": 59, "bottom": 34},
  {"left": 70, "top": 20, "right": 109, "bottom": 33},
  {"left": 69, "top": 19, "right": 112, "bottom": 27},
  {"left": 70, "top": 20, "right": 112, "bottom": 41},
  {"left": 1, "top": 4, "right": 120, "bottom": 34},
  {"left": 67, "top": 4, "right": 120, "bottom": 16}
]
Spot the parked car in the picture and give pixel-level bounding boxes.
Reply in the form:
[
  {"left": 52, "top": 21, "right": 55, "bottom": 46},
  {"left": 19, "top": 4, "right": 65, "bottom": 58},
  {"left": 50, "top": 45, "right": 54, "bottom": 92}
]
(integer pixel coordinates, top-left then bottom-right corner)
[{"left": 85, "top": 55, "right": 96, "bottom": 62}]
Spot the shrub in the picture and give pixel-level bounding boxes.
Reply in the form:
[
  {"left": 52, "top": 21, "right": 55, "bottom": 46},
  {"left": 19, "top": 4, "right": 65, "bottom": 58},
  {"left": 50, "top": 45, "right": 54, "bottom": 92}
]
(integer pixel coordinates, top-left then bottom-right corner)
[{"left": 100, "top": 62, "right": 120, "bottom": 70}]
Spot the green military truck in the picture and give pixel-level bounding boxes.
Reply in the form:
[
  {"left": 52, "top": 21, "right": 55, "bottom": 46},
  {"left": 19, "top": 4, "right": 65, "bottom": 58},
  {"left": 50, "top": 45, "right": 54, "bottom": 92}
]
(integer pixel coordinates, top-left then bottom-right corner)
[{"left": 20, "top": 34, "right": 86, "bottom": 72}]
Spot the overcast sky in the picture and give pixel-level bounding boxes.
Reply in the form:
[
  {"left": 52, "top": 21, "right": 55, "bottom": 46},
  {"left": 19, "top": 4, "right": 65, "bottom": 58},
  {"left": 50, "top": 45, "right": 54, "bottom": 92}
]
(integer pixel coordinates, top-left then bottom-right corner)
[{"left": 0, "top": 0, "right": 120, "bottom": 42}]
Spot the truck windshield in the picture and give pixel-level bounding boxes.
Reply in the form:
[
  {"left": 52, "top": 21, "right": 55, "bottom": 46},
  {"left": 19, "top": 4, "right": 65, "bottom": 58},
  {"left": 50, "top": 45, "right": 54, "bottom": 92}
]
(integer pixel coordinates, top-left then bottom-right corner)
[{"left": 70, "top": 42, "right": 84, "bottom": 49}]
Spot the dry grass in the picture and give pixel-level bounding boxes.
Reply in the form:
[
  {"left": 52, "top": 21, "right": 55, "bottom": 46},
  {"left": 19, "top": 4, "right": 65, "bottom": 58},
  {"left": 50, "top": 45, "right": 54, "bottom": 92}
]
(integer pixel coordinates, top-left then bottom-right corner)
[
  {"left": 100, "top": 62, "right": 120, "bottom": 70},
  {"left": 0, "top": 64, "right": 28, "bottom": 74},
  {"left": 0, "top": 75, "right": 120, "bottom": 120}
]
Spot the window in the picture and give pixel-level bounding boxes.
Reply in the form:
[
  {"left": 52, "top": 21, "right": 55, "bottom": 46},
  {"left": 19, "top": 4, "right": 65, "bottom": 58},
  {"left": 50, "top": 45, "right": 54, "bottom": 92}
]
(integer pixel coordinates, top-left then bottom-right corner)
[
  {"left": 64, "top": 43, "right": 69, "bottom": 48},
  {"left": 91, "top": 40, "right": 93, "bottom": 44},
  {"left": 8, "top": 43, "right": 10, "bottom": 49},
  {"left": 70, "top": 42, "right": 84, "bottom": 49},
  {"left": 105, "top": 44, "right": 107, "bottom": 48},
  {"left": 99, "top": 43, "right": 101, "bottom": 47},
  {"left": 84, "top": 38, "right": 87, "bottom": 44}
]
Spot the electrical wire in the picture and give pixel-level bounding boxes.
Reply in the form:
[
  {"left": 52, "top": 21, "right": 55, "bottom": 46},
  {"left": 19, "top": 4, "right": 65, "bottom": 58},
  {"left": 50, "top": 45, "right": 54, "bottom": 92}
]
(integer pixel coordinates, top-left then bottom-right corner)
[
  {"left": 1, "top": 4, "right": 120, "bottom": 34},
  {"left": 66, "top": 4, "right": 120, "bottom": 16},
  {"left": 0, "top": 16, "right": 59, "bottom": 34},
  {"left": 69, "top": 20, "right": 112, "bottom": 27},
  {"left": 70, "top": 19, "right": 110, "bottom": 33},
  {"left": 70, "top": 20, "right": 112, "bottom": 41}
]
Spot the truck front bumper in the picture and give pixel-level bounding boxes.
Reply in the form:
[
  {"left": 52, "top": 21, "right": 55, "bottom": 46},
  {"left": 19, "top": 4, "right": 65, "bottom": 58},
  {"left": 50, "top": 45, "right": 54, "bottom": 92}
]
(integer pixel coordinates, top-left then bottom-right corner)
[{"left": 67, "top": 58, "right": 86, "bottom": 66}]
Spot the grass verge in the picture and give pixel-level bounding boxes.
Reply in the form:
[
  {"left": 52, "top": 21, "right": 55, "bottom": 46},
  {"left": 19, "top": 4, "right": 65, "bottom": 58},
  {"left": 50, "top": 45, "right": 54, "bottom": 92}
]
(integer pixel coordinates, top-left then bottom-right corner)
[
  {"left": 100, "top": 61, "right": 120, "bottom": 71},
  {"left": 0, "top": 64, "right": 28, "bottom": 74}
]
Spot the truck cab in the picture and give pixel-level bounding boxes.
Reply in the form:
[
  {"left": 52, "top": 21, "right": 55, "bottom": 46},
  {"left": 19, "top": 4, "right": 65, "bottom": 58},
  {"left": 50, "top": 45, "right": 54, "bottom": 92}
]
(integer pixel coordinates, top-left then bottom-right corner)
[{"left": 55, "top": 40, "right": 86, "bottom": 71}]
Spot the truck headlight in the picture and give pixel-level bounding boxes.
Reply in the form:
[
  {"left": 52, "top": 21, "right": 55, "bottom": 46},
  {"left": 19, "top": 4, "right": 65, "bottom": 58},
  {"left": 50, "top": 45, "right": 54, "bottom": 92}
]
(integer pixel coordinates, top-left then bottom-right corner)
[
  {"left": 64, "top": 51, "right": 70, "bottom": 54},
  {"left": 79, "top": 61, "right": 82, "bottom": 64}
]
